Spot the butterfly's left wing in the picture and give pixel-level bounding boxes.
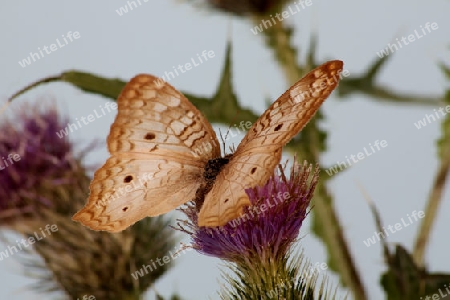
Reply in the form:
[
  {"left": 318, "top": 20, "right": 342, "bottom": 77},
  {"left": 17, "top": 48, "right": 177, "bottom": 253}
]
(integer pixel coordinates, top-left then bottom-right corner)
[
  {"left": 198, "top": 60, "right": 343, "bottom": 227},
  {"left": 73, "top": 74, "right": 221, "bottom": 232}
]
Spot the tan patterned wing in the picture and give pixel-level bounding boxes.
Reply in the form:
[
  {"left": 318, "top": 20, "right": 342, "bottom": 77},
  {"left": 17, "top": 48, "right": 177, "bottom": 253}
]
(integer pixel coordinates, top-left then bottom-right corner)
[
  {"left": 73, "top": 74, "right": 221, "bottom": 232},
  {"left": 108, "top": 74, "right": 221, "bottom": 162},
  {"left": 73, "top": 153, "right": 204, "bottom": 232},
  {"left": 198, "top": 60, "right": 343, "bottom": 226}
]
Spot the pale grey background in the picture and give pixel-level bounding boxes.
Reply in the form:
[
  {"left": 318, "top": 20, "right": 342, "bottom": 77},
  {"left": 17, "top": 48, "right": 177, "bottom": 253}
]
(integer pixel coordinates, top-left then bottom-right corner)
[{"left": 0, "top": 1, "right": 449, "bottom": 299}]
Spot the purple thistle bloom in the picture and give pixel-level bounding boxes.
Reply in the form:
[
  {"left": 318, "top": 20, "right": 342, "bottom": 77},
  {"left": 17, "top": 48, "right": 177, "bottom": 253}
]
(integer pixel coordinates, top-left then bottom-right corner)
[
  {"left": 0, "top": 103, "right": 80, "bottom": 223},
  {"left": 179, "top": 160, "right": 319, "bottom": 264}
]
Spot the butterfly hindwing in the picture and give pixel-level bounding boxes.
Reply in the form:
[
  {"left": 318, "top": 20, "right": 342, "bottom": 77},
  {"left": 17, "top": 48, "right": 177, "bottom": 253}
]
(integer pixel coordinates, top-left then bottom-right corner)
[
  {"left": 73, "top": 153, "right": 204, "bottom": 232},
  {"left": 199, "top": 144, "right": 282, "bottom": 226}
]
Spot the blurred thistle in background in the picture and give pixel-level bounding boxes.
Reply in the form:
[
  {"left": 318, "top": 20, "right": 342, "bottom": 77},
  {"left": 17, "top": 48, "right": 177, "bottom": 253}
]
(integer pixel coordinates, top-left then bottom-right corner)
[{"left": 0, "top": 103, "right": 177, "bottom": 299}]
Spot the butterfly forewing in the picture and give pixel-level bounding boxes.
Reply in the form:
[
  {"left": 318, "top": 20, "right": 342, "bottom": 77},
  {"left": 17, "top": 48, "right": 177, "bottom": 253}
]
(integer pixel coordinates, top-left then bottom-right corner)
[
  {"left": 198, "top": 60, "right": 343, "bottom": 226},
  {"left": 239, "top": 60, "right": 343, "bottom": 147},
  {"left": 108, "top": 74, "right": 221, "bottom": 161}
]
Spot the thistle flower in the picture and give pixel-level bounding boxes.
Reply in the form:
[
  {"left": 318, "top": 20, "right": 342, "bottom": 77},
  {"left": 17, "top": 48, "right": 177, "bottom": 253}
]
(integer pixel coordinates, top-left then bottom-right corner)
[
  {"left": 178, "top": 160, "right": 340, "bottom": 299},
  {"left": 0, "top": 102, "right": 176, "bottom": 299},
  {"left": 180, "top": 160, "right": 316, "bottom": 261},
  {"left": 0, "top": 104, "right": 75, "bottom": 224}
]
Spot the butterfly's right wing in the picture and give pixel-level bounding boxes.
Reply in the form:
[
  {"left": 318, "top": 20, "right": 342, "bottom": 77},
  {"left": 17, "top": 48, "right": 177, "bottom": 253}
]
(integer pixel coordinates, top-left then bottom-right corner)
[
  {"left": 198, "top": 60, "right": 343, "bottom": 226},
  {"left": 73, "top": 75, "right": 221, "bottom": 232}
]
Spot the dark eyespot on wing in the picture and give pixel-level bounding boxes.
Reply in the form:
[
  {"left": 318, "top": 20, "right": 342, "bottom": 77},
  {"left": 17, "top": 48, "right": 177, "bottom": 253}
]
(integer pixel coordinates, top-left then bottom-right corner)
[
  {"left": 144, "top": 132, "right": 156, "bottom": 140},
  {"left": 274, "top": 124, "right": 283, "bottom": 131}
]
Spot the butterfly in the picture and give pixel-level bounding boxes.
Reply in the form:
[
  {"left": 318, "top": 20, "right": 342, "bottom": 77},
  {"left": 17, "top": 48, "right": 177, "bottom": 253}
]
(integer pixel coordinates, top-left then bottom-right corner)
[{"left": 72, "top": 60, "right": 343, "bottom": 232}]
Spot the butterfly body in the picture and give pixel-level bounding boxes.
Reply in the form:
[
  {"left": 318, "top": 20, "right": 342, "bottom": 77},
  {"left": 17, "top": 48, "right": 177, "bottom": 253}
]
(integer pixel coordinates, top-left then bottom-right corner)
[
  {"left": 194, "top": 155, "right": 231, "bottom": 209},
  {"left": 203, "top": 156, "right": 231, "bottom": 180},
  {"left": 72, "top": 60, "right": 343, "bottom": 232}
]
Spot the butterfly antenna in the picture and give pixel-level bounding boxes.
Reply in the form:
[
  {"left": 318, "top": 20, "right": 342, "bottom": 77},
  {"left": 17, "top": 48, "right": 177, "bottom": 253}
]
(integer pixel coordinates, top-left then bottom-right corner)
[
  {"left": 216, "top": 105, "right": 244, "bottom": 155},
  {"left": 228, "top": 144, "right": 237, "bottom": 153},
  {"left": 224, "top": 127, "right": 231, "bottom": 141},
  {"left": 218, "top": 128, "right": 228, "bottom": 155}
]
